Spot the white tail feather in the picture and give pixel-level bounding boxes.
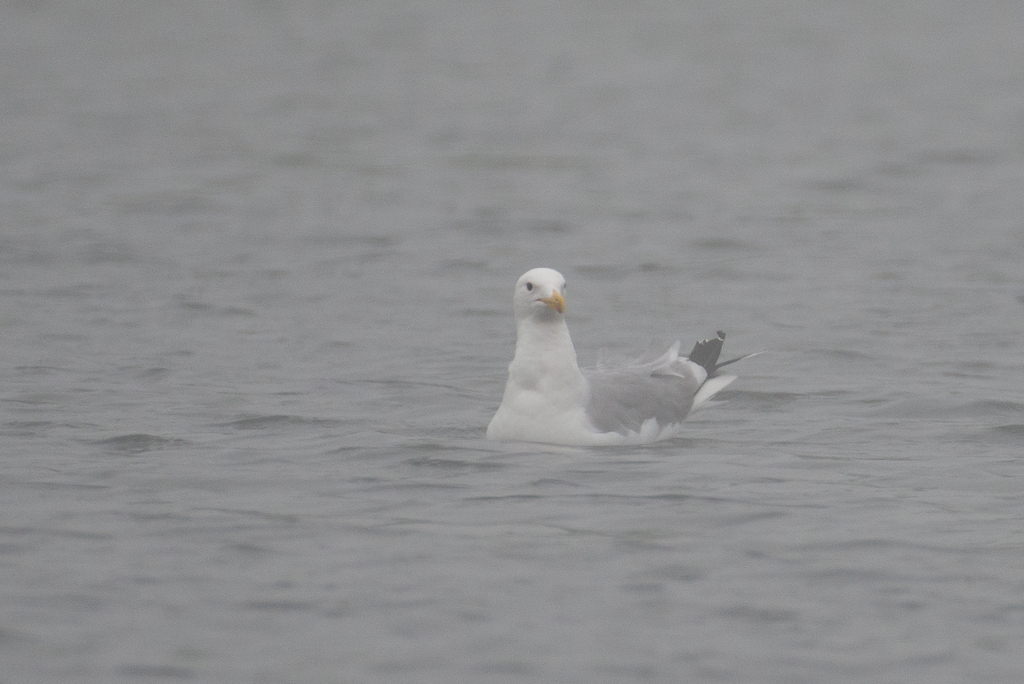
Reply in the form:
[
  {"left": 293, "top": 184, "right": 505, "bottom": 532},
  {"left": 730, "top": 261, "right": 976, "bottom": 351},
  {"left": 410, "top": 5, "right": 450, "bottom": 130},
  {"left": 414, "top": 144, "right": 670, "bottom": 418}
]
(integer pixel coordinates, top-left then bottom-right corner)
[{"left": 692, "top": 374, "right": 736, "bottom": 409}]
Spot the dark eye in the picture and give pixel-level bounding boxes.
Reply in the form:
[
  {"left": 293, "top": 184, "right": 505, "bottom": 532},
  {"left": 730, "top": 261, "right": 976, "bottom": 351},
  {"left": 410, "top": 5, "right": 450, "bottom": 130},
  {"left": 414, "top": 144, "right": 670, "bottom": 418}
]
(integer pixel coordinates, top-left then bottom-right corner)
[{"left": 525, "top": 282, "right": 533, "bottom": 291}]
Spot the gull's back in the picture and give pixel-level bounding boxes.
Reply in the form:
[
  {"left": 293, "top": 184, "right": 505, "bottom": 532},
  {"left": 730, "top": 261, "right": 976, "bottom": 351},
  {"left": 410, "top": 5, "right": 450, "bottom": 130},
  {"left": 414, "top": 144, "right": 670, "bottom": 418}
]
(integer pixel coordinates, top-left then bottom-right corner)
[{"left": 582, "top": 350, "right": 705, "bottom": 434}]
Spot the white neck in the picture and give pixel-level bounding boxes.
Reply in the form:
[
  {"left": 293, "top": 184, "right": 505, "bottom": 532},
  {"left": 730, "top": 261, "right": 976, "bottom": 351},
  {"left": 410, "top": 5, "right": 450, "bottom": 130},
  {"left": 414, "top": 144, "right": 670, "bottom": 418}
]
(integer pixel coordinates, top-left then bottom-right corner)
[{"left": 510, "top": 317, "right": 582, "bottom": 389}]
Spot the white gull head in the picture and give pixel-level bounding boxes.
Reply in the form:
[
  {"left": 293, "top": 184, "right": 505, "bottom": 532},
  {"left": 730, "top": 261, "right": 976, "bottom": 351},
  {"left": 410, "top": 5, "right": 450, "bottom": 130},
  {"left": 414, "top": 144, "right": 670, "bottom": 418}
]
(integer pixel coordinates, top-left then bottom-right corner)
[{"left": 512, "top": 267, "right": 567, "bottom": 322}]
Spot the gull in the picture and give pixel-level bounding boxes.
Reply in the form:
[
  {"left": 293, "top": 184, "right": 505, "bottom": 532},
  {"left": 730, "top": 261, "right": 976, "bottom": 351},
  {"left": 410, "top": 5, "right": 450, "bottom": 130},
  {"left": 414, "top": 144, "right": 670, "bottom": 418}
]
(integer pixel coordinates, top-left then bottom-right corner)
[{"left": 486, "top": 267, "right": 754, "bottom": 445}]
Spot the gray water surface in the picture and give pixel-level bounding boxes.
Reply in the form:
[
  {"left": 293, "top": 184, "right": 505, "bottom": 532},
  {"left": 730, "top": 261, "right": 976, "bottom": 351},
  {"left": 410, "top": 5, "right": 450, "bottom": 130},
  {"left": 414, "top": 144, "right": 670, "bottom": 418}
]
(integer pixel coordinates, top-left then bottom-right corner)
[{"left": 3, "top": 1, "right": 1024, "bottom": 682}]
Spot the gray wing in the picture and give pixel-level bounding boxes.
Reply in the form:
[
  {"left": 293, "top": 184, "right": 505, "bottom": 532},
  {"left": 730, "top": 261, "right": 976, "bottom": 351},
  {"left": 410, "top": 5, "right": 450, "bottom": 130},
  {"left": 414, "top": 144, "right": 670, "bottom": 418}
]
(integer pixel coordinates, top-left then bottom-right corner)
[{"left": 582, "top": 352, "right": 703, "bottom": 434}]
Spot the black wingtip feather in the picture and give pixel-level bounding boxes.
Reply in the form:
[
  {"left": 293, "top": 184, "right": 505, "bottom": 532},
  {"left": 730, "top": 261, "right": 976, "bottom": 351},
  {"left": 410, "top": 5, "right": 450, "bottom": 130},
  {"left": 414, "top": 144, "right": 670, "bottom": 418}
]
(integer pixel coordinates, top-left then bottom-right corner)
[
  {"left": 687, "top": 330, "right": 762, "bottom": 376},
  {"left": 688, "top": 331, "right": 726, "bottom": 374}
]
